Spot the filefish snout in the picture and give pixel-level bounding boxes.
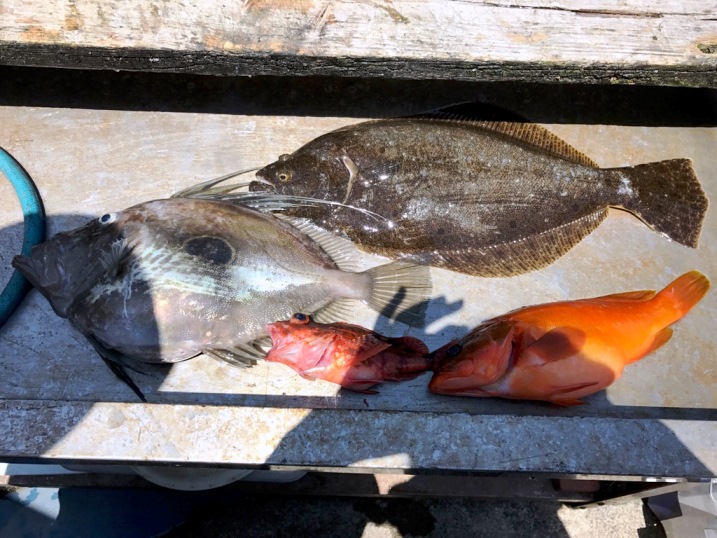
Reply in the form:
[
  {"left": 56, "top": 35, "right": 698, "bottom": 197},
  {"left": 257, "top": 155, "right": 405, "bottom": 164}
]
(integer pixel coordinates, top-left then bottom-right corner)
[{"left": 12, "top": 221, "right": 118, "bottom": 318}]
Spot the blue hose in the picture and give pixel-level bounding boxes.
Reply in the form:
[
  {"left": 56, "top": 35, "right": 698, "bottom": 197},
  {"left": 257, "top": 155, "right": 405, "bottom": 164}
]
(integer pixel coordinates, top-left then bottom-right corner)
[{"left": 0, "top": 147, "right": 46, "bottom": 328}]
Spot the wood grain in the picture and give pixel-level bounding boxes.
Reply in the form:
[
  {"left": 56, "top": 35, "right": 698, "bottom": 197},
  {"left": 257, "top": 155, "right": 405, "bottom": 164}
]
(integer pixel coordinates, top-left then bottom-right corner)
[{"left": 0, "top": 0, "right": 716, "bottom": 86}]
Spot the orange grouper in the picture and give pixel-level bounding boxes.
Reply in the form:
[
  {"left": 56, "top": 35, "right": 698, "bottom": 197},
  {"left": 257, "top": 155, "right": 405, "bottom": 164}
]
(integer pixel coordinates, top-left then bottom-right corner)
[
  {"left": 265, "top": 313, "right": 432, "bottom": 392},
  {"left": 429, "top": 271, "right": 710, "bottom": 405}
]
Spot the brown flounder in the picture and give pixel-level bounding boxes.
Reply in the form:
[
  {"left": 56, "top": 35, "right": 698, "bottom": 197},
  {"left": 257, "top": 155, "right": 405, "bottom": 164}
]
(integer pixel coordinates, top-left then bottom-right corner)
[
  {"left": 252, "top": 104, "right": 708, "bottom": 277},
  {"left": 12, "top": 198, "right": 431, "bottom": 398}
]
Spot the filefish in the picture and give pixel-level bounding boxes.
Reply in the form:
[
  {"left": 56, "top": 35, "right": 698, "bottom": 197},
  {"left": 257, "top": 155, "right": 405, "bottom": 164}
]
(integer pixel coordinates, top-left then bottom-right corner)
[
  {"left": 428, "top": 271, "right": 710, "bottom": 405},
  {"left": 12, "top": 198, "right": 431, "bottom": 399},
  {"left": 265, "top": 313, "right": 431, "bottom": 392},
  {"left": 252, "top": 103, "right": 709, "bottom": 277}
]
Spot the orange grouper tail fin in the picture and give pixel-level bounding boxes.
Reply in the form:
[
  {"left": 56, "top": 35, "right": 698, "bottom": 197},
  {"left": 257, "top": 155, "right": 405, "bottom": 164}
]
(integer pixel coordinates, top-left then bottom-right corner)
[{"left": 657, "top": 270, "right": 710, "bottom": 323}]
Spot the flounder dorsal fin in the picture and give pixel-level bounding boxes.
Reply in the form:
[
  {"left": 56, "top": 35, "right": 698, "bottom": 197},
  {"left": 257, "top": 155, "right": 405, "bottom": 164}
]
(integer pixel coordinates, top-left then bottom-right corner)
[{"left": 406, "top": 102, "right": 599, "bottom": 168}]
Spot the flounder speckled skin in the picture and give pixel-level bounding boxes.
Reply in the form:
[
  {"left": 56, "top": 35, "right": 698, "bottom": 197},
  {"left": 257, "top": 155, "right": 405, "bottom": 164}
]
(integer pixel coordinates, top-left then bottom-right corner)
[
  {"left": 252, "top": 104, "right": 709, "bottom": 277},
  {"left": 12, "top": 198, "right": 431, "bottom": 399}
]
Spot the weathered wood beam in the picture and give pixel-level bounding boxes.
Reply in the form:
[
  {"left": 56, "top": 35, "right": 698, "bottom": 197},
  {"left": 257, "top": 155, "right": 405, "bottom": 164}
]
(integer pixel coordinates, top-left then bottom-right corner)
[{"left": 1, "top": 1, "right": 716, "bottom": 86}]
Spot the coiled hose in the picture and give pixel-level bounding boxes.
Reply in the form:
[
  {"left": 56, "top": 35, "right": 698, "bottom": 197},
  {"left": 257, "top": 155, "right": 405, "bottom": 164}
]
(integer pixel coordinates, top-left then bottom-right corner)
[{"left": 0, "top": 147, "right": 46, "bottom": 327}]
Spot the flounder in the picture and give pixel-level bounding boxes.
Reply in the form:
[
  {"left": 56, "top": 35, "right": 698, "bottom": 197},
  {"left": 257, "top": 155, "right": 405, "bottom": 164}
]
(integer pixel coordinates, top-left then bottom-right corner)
[{"left": 251, "top": 103, "right": 708, "bottom": 277}]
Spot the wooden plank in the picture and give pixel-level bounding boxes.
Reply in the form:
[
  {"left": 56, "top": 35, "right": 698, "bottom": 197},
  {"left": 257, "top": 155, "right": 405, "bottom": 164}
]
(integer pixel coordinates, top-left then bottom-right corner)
[{"left": 0, "top": 1, "right": 716, "bottom": 86}]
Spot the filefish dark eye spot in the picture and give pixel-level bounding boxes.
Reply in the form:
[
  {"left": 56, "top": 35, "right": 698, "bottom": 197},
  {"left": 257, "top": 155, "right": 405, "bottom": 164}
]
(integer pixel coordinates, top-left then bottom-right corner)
[
  {"left": 184, "top": 236, "right": 235, "bottom": 265},
  {"left": 278, "top": 171, "right": 291, "bottom": 182},
  {"left": 99, "top": 213, "right": 118, "bottom": 225},
  {"left": 446, "top": 343, "right": 463, "bottom": 357}
]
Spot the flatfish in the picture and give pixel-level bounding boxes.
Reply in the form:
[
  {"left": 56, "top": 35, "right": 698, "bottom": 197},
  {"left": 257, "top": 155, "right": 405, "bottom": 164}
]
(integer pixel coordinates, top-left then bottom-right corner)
[{"left": 251, "top": 103, "right": 708, "bottom": 276}]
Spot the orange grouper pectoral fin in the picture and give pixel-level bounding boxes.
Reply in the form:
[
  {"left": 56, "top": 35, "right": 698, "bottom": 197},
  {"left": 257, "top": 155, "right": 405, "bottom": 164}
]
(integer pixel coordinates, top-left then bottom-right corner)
[{"left": 517, "top": 326, "right": 587, "bottom": 367}]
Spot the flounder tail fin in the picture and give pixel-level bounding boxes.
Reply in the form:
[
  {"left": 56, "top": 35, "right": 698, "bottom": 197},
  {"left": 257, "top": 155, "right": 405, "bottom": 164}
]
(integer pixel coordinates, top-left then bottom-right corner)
[
  {"left": 656, "top": 270, "right": 711, "bottom": 324},
  {"left": 363, "top": 262, "right": 432, "bottom": 328},
  {"left": 612, "top": 159, "right": 708, "bottom": 248}
]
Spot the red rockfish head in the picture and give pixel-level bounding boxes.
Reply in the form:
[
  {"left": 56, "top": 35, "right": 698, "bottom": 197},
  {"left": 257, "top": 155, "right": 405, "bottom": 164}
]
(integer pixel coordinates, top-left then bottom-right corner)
[{"left": 265, "top": 313, "right": 332, "bottom": 369}]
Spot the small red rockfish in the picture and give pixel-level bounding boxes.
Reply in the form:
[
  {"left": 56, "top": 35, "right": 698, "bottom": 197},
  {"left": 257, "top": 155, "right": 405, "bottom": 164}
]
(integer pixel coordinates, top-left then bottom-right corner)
[
  {"left": 429, "top": 271, "right": 710, "bottom": 405},
  {"left": 265, "top": 314, "right": 432, "bottom": 393}
]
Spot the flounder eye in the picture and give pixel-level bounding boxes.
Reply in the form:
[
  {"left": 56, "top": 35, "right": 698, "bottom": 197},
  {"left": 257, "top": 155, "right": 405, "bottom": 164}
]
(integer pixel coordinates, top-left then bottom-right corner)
[
  {"left": 292, "top": 313, "right": 310, "bottom": 324},
  {"left": 278, "top": 154, "right": 290, "bottom": 162},
  {"left": 278, "top": 171, "right": 292, "bottom": 182},
  {"left": 446, "top": 343, "right": 463, "bottom": 357},
  {"left": 99, "top": 213, "right": 118, "bottom": 225}
]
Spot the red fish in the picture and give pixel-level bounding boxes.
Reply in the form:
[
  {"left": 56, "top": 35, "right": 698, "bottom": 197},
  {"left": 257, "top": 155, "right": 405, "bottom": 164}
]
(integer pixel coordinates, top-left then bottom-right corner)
[
  {"left": 429, "top": 271, "right": 710, "bottom": 406},
  {"left": 265, "top": 313, "right": 431, "bottom": 392}
]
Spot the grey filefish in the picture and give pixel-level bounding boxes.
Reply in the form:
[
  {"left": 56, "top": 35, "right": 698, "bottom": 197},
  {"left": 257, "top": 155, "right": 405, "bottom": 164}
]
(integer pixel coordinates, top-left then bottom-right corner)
[
  {"left": 12, "top": 198, "right": 431, "bottom": 381},
  {"left": 251, "top": 103, "right": 709, "bottom": 277}
]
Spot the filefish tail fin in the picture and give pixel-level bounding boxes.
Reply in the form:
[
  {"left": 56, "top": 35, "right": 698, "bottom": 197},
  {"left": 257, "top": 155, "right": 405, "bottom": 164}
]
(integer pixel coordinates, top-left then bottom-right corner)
[
  {"left": 656, "top": 270, "right": 711, "bottom": 323},
  {"left": 614, "top": 159, "right": 708, "bottom": 248},
  {"left": 363, "top": 262, "right": 432, "bottom": 328}
]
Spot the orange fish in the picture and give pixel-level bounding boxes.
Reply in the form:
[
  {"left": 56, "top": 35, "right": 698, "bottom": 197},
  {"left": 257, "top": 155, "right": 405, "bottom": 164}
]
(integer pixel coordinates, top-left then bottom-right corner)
[
  {"left": 429, "top": 271, "right": 710, "bottom": 405},
  {"left": 265, "top": 313, "right": 432, "bottom": 393}
]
